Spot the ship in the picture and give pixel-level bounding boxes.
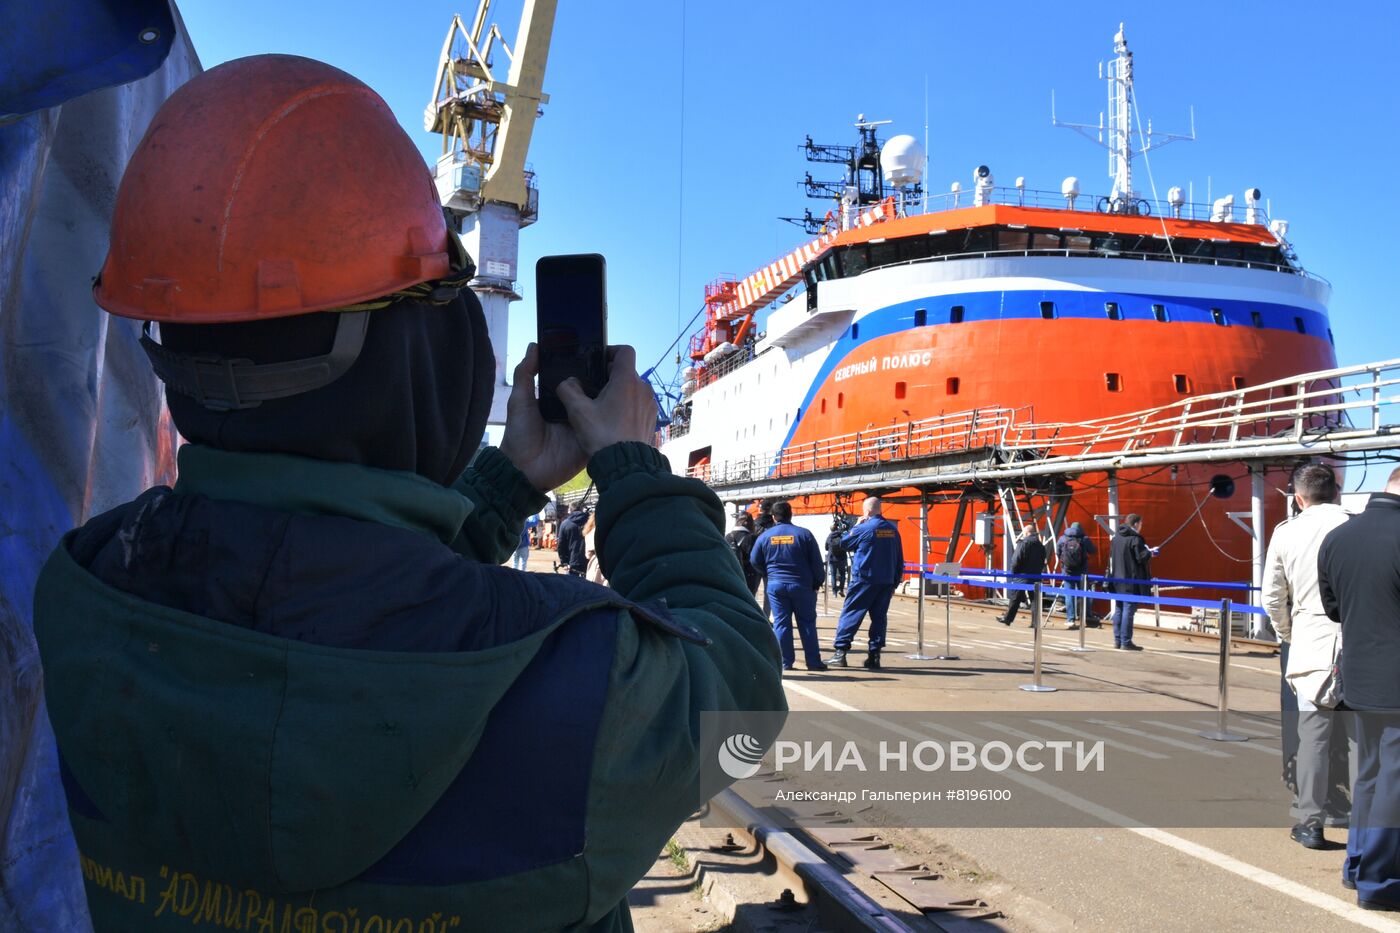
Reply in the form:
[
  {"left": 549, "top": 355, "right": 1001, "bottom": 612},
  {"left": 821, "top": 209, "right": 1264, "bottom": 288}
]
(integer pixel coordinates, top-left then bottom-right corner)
[{"left": 656, "top": 24, "right": 1336, "bottom": 587}]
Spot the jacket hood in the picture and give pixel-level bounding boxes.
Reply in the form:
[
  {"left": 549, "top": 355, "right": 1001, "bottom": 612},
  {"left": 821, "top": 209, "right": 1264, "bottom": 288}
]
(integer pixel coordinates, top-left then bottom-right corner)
[
  {"left": 37, "top": 508, "right": 617, "bottom": 894},
  {"left": 1115, "top": 525, "right": 1141, "bottom": 538},
  {"left": 1063, "top": 523, "right": 1086, "bottom": 537}
]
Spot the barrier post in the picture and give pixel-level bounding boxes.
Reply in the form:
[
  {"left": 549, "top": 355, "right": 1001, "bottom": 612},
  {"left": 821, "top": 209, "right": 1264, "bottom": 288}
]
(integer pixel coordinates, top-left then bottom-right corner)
[
  {"left": 1019, "top": 581, "right": 1057, "bottom": 693},
  {"left": 933, "top": 562, "right": 961, "bottom": 661},
  {"left": 908, "top": 494, "right": 934, "bottom": 660},
  {"left": 1153, "top": 584, "right": 1161, "bottom": 629},
  {"left": 1069, "top": 572, "right": 1092, "bottom": 652},
  {"left": 1198, "top": 598, "right": 1248, "bottom": 742}
]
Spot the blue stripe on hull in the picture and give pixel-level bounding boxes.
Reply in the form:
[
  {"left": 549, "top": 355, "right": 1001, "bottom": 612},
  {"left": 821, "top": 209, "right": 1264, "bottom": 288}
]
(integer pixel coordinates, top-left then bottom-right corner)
[{"left": 766, "top": 288, "right": 1331, "bottom": 475}]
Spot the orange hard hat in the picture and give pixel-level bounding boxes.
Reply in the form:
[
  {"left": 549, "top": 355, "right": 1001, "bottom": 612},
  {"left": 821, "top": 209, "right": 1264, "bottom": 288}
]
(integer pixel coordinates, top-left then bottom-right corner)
[{"left": 94, "top": 54, "right": 450, "bottom": 323}]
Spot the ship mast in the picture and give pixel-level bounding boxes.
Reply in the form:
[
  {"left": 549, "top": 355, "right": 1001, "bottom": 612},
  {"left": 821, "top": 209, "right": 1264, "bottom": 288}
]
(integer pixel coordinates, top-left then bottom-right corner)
[{"left": 1052, "top": 23, "right": 1194, "bottom": 212}]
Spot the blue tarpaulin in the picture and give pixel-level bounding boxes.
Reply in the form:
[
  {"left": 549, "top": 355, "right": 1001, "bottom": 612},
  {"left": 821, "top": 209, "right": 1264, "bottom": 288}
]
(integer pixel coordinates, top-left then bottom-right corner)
[{"left": 0, "top": 5, "right": 198, "bottom": 929}]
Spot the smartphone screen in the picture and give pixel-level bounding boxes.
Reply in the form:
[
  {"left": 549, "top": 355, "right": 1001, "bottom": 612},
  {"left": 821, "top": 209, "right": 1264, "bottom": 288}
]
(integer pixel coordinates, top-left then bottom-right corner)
[{"left": 536, "top": 253, "right": 608, "bottom": 422}]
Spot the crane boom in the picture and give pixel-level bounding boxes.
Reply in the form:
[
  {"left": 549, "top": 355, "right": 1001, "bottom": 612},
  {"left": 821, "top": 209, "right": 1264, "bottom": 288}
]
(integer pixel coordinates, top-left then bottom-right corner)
[{"left": 481, "top": 0, "right": 556, "bottom": 208}]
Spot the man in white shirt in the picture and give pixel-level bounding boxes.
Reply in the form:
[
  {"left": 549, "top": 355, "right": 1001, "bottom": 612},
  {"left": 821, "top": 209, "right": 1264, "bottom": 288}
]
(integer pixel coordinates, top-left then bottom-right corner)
[{"left": 1262, "top": 463, "right": 1352, "bottom": 849}]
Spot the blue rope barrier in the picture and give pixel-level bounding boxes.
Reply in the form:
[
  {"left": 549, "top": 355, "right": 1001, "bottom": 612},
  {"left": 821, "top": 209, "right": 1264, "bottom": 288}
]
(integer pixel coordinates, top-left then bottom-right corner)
[
  {"left": 906, "top": 563, "right": 1256, "bottom": 592},
  {"left": 916, "top": 572, "right": 1266, "bottom": 616}
]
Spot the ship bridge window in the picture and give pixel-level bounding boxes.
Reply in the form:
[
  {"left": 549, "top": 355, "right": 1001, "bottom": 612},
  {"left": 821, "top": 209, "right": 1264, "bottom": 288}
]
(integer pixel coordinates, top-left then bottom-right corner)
[
  {"left": 1039, "top": 301, "right": 1057, "bottom": 320},
  {"left": 914, "top": 308, "right": 927, "bottom": 327},
  {"left": 950, "top": 305, "right": 965, "bottom": 324},
  {"left": 1251, "top": 310, "right": 1264, "bottom": 328},
  {"left": 842, "top": 245, "right": 870, "bottom": 277},
  {"left": 1151, "top": 303, "right": 1170, "bottom": 323},
  {"left": 1105, "top": 372, "right": 1122, "bottom": 392},
  {"left": 869, "top": 240, "right": 900, "bottom": 268},
  {"left": 1211, "top": 308, "right": 1227, "bottom": 326},
  {"left": 963, "top": 227, "right": 998, "bottom": 253},
  {"left": 999, "top": 230, "right": 1030, "bottom": 251},
  {"left": 1065, "top": 234, "right": 1093, "bottom": 252},
  {"left": 1032, "top": 233, "right": 1062, "bottom": 251},
  {"left": 1294, "top": 316, "right": 1307, "bottom": 334},
  {"left": 1105, "top": 301, "right": 1122, "bottom": 320}
]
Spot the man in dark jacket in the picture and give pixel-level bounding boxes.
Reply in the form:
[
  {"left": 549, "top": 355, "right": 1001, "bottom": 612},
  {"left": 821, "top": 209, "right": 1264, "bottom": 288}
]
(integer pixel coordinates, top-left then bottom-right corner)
[
  {"left": 750, "top": 502, "right": 827, "bottom": 670},
  {"left": 998, "top": 527, "right": 1048, "bottom": 627},
  {"left": 1318, "top": 468, "right": 1400, "bottom": 911},
  {"left": 33, "top": 56, "right": 785, "bottom": 933},
  {"left": 827, "top": 496, "right": 904, "bottom": 669},
  {"left": 825, "top": 520, "right": 850, "bottom": 597},
  {"left": 557, "top": 501, "right": 589, "bottom": 575},
  {"left": 1108, "top": 513, "right": 1156, "bottom": 650},
  {"left": 1055, "top": 521, "right": 1097, "bottom": 628},
  {"left": 726, "top": 512, "right": 761, "bottom": 595}
]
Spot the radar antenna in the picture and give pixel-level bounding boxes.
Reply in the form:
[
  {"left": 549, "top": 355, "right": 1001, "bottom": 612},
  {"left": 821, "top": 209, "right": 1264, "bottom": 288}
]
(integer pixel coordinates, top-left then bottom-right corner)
[{"left": 1051, "top": 23, "right": 1194, "bottom": 213}]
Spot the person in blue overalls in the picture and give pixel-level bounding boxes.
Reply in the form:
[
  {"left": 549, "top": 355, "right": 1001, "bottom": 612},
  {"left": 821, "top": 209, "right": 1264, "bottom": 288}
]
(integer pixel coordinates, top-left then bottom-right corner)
[
  {"left": 750, "top": 500, "right": 828, "bottom": 671},
  {"left": 827, "top": 496, "right": 905, "bottom": 670}
]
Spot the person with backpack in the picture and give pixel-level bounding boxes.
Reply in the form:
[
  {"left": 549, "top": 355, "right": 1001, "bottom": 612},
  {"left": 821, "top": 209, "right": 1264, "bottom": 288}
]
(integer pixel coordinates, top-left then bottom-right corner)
[
  {"left": 1055, "top": 521, "right": 1097, "bottom": 629},
  {"left": 726, "top": 512, "right": 761, "bottom": 595},
  {"left": 998, "top": 526, "right": 1048, "bottom": 627},
  {"left": 825, "top": 519, "right": 850, "bottom": 597}
]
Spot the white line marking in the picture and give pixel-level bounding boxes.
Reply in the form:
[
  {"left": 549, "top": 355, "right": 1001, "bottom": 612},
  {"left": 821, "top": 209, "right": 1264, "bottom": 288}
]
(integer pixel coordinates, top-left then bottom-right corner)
[
  {"left": 1087, "top": 719, "right": 1235, "bottom": 758},
  {"left": 782, "top": 679, "right": 1395, "bottom": 931},
  {"left": 1143, "top": 719, "right": 1279, "bottom": 755},
  {"left": 1025, "top": 718, "right": 1169, "bottom": 760},
  {"left": 1189, "top": 717, "right": 1280, "bottom": 738}
]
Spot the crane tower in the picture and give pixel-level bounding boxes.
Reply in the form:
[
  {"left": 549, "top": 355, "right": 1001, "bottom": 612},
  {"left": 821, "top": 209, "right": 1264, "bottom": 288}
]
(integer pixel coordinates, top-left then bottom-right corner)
[{"left": 426, "top": 0, "right": 556, "bottom": 425}]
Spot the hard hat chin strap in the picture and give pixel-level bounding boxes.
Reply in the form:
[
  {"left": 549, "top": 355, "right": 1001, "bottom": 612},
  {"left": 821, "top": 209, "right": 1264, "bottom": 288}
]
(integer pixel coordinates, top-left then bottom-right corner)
[{"left": 140, "top": 310, "right": 371, "bottom": 411}]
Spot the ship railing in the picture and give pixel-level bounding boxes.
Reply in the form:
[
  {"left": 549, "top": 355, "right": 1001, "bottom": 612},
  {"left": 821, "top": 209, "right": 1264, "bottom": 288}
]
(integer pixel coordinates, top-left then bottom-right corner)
[
  {"left": 861, "top": 245, "right": 1325, "bottom": 285},
  {"left": 691, "top": 406, "right": 1024, "bottom": 485},
  {"left": 1001, "top": 359, "right": 1400, "bottom": 460},
  {"left": 900, "top": 185, "right": 1274, "bottom": 227}
]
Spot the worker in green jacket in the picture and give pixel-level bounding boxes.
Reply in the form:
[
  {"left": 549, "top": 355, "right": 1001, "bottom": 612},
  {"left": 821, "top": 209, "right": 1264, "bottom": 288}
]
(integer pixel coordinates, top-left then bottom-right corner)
[{"left": 34, "top": 55, "right": 785, "bottom": 932}]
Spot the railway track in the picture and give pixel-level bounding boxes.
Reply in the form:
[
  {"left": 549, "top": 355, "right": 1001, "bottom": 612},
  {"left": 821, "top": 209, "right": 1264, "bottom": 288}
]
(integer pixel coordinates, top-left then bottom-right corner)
[{"left": 705, "top": 790, "right": 1002, "bottom": 932}]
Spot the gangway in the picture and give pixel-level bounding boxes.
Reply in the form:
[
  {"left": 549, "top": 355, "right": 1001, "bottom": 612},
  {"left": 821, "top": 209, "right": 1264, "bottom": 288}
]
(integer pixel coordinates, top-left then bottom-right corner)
[
  {"left": 689, "top": 358, "right": 1400, "bottom": 500},
  {"left": 684, "top": 358, "right": 1400, "bottom": 621}
]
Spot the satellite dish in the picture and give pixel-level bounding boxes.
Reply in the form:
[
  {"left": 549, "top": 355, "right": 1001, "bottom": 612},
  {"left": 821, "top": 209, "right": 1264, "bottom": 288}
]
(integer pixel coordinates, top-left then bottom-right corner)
[
  {"left": 1167, "top": 186, "right": 1185, "bottom": 206},
  {"left": 1061, "top": 176, "right": 1080, "bottom": 197},
  {"left": 880, "top": 134, "right": 926, "bottom": 187}
]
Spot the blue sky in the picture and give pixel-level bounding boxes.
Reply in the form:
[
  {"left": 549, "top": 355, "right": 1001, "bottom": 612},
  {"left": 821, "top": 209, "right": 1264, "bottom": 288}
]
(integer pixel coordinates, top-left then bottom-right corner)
[{"left": 180, "top": 0, "right": 1399, "bottom": 387}]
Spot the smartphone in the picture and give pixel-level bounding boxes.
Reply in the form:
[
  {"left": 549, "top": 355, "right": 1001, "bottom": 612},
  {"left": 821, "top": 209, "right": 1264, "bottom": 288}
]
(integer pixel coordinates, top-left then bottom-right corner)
[{"left": 535, "top": 253, "right": 608, "bottom": 422}]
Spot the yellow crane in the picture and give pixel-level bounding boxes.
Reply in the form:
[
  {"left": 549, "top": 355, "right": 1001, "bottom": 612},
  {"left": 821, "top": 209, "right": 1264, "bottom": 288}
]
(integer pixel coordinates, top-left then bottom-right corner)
[{"left": 425, "top": 0, "right": 557, "bottom": 425}]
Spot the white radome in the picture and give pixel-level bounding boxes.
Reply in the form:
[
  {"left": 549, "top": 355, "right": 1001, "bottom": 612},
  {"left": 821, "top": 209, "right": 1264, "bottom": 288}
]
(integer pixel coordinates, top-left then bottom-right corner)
[{"left": 881, "top": 134, "right": 926, "bottom": 187}]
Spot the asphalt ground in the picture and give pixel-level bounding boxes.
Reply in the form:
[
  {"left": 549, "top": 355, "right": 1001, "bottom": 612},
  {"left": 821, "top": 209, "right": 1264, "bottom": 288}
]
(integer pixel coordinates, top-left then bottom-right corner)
[
  {"left": 773, "top": 586, "right": 1398, "bottom": 933},
  {"left": 520, "top": 550, "right": 1395, "bottom": 930}
]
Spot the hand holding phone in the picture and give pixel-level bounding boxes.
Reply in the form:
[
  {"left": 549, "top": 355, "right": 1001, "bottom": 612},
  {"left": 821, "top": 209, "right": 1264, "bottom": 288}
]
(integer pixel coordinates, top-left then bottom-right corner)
[{"left": 555, "top": 346, "right": 658, "bottom": 457}]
